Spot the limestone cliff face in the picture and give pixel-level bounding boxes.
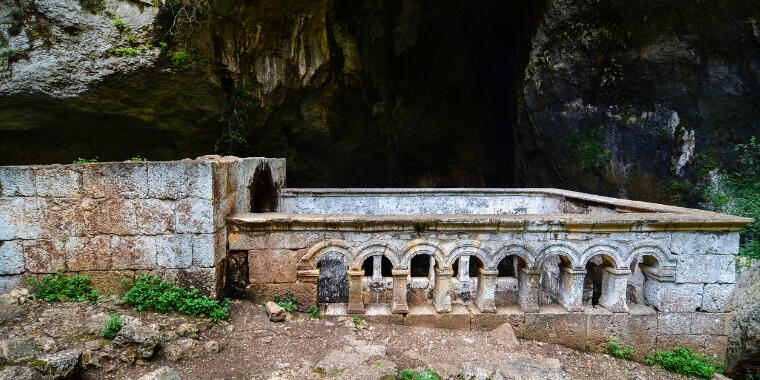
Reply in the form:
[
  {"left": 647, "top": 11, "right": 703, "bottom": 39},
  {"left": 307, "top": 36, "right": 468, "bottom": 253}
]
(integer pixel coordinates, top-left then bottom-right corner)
[{"left": 517, "top": 0, "right": 760, "bottom": 202}]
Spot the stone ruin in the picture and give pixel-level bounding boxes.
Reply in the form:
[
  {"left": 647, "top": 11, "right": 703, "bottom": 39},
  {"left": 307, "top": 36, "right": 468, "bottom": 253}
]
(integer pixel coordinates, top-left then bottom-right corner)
[{"left": 0, "top": 156, "right": 752, "bottom": 360}]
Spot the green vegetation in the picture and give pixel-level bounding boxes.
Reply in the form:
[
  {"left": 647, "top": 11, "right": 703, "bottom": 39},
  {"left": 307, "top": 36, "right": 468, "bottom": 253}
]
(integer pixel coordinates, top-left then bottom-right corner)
[
  {"left": 121, "top": 274, "right": 230, "bottom": 322},
  {"left": 102, "top": 313, "right": 123, "bottom": 339},
  {"left": 77, "top": 0, "right": 105, "bottom": 14},
  {"left": 309, "top": 305, "right": 321, "bottom": 319},
  {"left": 126, "top": 34, "right": 138, "bottom": 45},
  {"left": 645, "top": 347, "right": 723, "bottom": 379},
  {"left": 605, "top": 341, "right": 633, "bottom": 360},
  {"left": 130, "top": 156, "right": 147, "bottom": 162},
  {"left": 73, "top": 157, "right": 98, "bottom": 164},
  {"left": 747, "top": 370, "right": 760, "bottom": 380},
  {"left": 28, "top": 272, "right": 100, "bottom": 303},
  {"left": 396, "top": 369, "right": 440, "bottom": 380},
  {"left": 352, "top": 315, "right": 362, "bottom": 325},
  {"left": 568, "top": 125, "right": 611, "bottom": 170},
  {"left": 112, "top": 14, "right": 130, "bottom": 32},
  {"left": 108, "top": 47, "right": 139, "bottom": 56},
  {"left": 1, "top": 49, "right": 25, "bottom": 60},
  {"left": 273, "top": 291, "right": 298, "bottom": 313},
  {"left": 171, "top": 51, "right": 188, "bottom": 67},
  {"left": 215, "top": 79, "right": 253, "bottom": 156}
]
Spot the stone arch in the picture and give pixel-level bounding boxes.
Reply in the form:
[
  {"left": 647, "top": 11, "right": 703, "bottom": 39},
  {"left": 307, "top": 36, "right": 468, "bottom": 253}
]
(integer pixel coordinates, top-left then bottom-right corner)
[
  {"left": 579, "top": 240, "right": 626, "bottom": 269},
  {"left": 399, "top": 239, "right": 447, "bottom": 270},
  {"left": 445, "top": 240, "right": 491, "bottom": 268},
  {"left": 351, "top": 241, "right": 401, "bottom": 270},
  {"left": 488, "top": 243, "right": 535, "bottom": 271},
  {"left": 300, "top": 240, "right": 353, "bottom": 270},
  {"left": 623, "top": 242, "right": 674, "bottom": 268},
  {"left": 535, "top": 242, "right": 580, "bottom": 269}
]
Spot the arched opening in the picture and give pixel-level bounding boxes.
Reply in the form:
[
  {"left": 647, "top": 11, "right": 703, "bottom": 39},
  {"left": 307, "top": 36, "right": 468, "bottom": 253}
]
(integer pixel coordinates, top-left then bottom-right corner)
[
  {"left": 408, "top": 254, "right": 437, "bottom": 306},
  {"left": 317, "top": 254, "right": 349, "bottom": 303},
  {"left": 249, "top": 163, "right": 277, "bottom": 212},
  {"left": 360, "top": 255, "right": 394, "bottom": 305},
  {"left": 495, "top": 255, "right": 524, "bottom": 306},
  {"left": 583, "top": 254, "right": 616, "bottom": 307},
  {"left": 451, "top": 255, "right": 484, "bottom": 304},
  {"left": 627, "top": 255, "right": 660, "bottom": 307},
  {"left": 539, "top": 255, "right": 573, "bottom": 306}
]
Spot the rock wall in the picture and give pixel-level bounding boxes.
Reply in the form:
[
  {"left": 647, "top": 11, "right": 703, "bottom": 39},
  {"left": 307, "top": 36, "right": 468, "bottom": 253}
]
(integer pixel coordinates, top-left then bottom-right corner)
[{"left": 0, "top": 156, "right": 285, "bottom": 297}]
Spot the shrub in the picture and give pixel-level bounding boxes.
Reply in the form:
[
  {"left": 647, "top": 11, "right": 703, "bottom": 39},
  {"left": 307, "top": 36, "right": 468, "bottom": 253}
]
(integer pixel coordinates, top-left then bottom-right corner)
[
  {"left": 273, "top": 291, "right": 298, "bottom": 313},
  {"left": 28, "top": 272, "right": 100, "bottom": 303},
  {"left": 102, "top": 313, "right": 123, "bottom": 339},
  {"left": 645, "top": 347, "right": 724, "bottom": 379},
  {"left": 121, "top": 274, "right": 230, "bottom": 322},
  {"left": 397, "top": 369, "right": 440, "bottom": 380},
  {"left": 171, "top": 51, "right": 188, "bottom": 67},
  {"left": 112, "top": 14, "right": 130, "bottom": 32},
  {"left": 309, "top": 305, "right": 321, "bottom": 319},
  {"left": 605, "top": 341, "right": 633, "bottom": 360},
  {"left": 73, "top": 157, "right": 98, "bottom": 164}
]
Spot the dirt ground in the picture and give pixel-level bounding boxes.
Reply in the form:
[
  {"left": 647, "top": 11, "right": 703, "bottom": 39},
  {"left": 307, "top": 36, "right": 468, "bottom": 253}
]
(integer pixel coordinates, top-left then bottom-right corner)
[{"left": 0, "top": 296, "right": 695, "bottom": 379}]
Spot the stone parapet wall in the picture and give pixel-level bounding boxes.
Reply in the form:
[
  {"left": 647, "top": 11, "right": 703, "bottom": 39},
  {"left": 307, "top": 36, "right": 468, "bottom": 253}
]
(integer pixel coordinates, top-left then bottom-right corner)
[{"left": 0, "top": 156, "right": 285, "bottom": 297}]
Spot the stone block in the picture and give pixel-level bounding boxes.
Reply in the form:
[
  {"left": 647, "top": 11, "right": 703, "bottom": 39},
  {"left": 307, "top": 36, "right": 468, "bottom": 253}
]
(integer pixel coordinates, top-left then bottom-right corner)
[
  {"left": 471, "top": 307, "right": 525, "bottom": 331},
  {"left": 0, "top": 198, "right": 48, "bottom": 240},
  {"left": 79, "top": 270, "right": 135, "bottom": 294},
  {"left": 24, "top": 239, "right": 66, "bottom": 273},
  {"left": 701, "top": 284, "right": 734, "bottom": 312},
  {"left": 35, "top": 166, "right": 82, "bottom": 197},
  {"left": 655, "top": 334, "right": 706, "bottom": 352},
  {"left": 174, "top": 198, "right": 214, "bottom": 233},
  {"left": 227, "top": 232, "right": 266, "bottom": 251},
  {"left": 0, "top": 240, "right": 24, "bottom": 275},
  {"left": 46, "top": 198, "right": 93, "bottom": 237},
  {"left": 147, "top": 162, "right": 191, "bottom": 199},
  {"left": 111, "top": 236, "right": 157, "bottom": 270},
  {"left": 657, "top": 313, "right": 692, "bottom": 335},
  {"left": 83, "top": 163, "right": 147, "bottom": 198},
  {"left": 90, "top": 199, "right": 139, "bottom": 235},
  {"left": 64, "top": 236, "right": 113, "bottom": 271},
  {"left": 404, "top": 305, "right": 471, "bottom": 330},
  {"left": 670, "top": 232, "right": 740, "bottom": 256},
  {"left": 676, "top": 255, "right": 735, "bottom": 284},
  {"left": 691, "top": 312, "right": 730, "bottom": 335},
  {"left": 585, "top": 308, "right": 629, "bottom": 352},
  {"left": 248, "top": 249, "right": 298, "bottom": 284},
  {"left": 522, "top": 305, "right": 587, "bottom": 350},
  {"left": 362, "top": 313, "right": 405, "bottom": 325},
  {"left": 702, "top": 334, "right": 728, "bottom": 360},
  {"left": 246, "top": 282, "right": 317, "bottom": 311},
  {"left": 133, "top": 199, "right": 175, "bottom": 235},
  {"left": 267, "top": 232, "right": 323, "bottom": 250},
  {"left": 0, "top": 275, "right": 22, "bottom": 293},
  {"left": 155, "top": 235, "right": 192, "bottom": 269},
  {"left": 645, "top": 282, "right": 703, "bottom": 312},
  {"left": 0, "top": 167, "right": 35, "bottom": 196},
  {"left": 192, "top": 230, "right": 226, "bottom": 268},
  {"left": 620, "top": 305, "right": 658, "bottom": 360}
]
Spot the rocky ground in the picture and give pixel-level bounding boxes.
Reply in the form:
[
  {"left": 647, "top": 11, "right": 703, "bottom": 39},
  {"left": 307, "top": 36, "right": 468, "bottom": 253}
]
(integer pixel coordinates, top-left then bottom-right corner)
[{"left": 0, "top": 290, "right": 697, "bottom": 380}]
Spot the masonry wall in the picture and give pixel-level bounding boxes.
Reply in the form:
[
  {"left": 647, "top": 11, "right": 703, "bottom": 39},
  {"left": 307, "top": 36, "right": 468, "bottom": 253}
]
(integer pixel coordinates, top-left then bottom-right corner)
[
  {"left": 229, "top": 227, "right": 740, "bottom": 360},
  {"left": 0, "top": 156, "right": 285, "bottom": 297}
]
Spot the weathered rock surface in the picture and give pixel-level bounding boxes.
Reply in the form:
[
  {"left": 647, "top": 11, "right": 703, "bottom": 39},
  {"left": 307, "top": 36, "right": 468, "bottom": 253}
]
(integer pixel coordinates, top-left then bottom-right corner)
[
  {"left": 112, "top": 318, "right": 160, "bottom": 359},
  {"left": 0, "top": 366, "right": 42, "bottom": 380},
  {"left": 266, "top": 301, "right": 286, "bottom": 322},
  {"left": 488, "top": 323, "right": 519, "bottom": 350},
  {"left": 498, "top": 357, "right": 568, "bottom": 380},
  {"left": 727, "top": 262, "right": 760, "bottom": 376},
  {"left": 137, "top": 366, "right": 181, "bottom": 380}
]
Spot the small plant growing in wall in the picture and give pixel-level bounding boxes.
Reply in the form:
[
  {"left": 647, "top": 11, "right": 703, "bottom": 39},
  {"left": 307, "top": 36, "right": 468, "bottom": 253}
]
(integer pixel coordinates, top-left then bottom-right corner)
[
  {"left": 73, "top": 157, "right": 98, "bottom": 164},
  {"left": 604, "top": 341, "right": 633, "bottom": 360},
  {"left": 568, "top": 125, "right": 611, "bottom": 170},
  {"left": 130, "top": 156, "right": 147, "bottom": 162},
  {"left": 122, "top": 274, "right": 230, "bottom": 322},
  {"left": 171, "top": 51, "right": 188, "bottom": 67},
  {"left": 112, "top": 14, "right": 130, "bottom": 32},
  {"left": 27, "top": 272, "right": 100, "bottom": 303},
  {"left": 309, "top": 305, "right": 321, "bottom": 319},
  {"left": 273, "top": 291, "right": 298, "bottom": 313},
  {"left": 396, "top": 369, "right": 440, "bottom": 380},
  {"left": 645, "top": 347, "right": 724, "bottom": 379},
  {"left": 102, "top": 313, "right": 123, "bottom": 339}
]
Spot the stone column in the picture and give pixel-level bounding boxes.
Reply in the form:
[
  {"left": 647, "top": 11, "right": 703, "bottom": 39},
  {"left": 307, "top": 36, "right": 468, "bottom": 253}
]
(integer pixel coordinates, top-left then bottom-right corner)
[
  {"left": 458, "top": 256, "right": 470, "bottom": 281},
  {"left": 372, "top": 255, "right": 383, "bottom": 283},
  {"left": 392, "top": 269, "right": 409, "bottom": 314},
  {"left": 433, "top": 267, "right": 453, "bottom": 313},
  {"left": 475, "top": 268, "right": 498, "bottom": 313},
  {"left": 558, "top": 267, "right": 586, "bottom": 312},
  {"left": 599, "top": 267, "right": 631, "bottom": 313},
  {"left": 347, "top": 269, "right": 365, "bottom": 314},
  {"left": 518, "top": 267, "right": 541, "bottom": 313}
]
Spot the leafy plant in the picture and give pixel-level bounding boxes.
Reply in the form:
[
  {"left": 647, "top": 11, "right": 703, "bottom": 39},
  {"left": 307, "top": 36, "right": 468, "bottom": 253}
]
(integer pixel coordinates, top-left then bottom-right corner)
[
  {"left": 309, "top": 305, "right": 321, "bottom": 319},
  {"left": 747, "top": 369, "right": 760, "bottom": 380},
  {"left": 126, "top": 34, "right": 138, "bottom": 45},
  {"left": 605, "top": 341, "right": 633, "bottom": 360},
  {"left": 352, "top": 315, "right": 362, "bottom": 325},
  {"left": 102, "top": 313, "right": 123, "bottom": 339},
  {"left": 215, "top": 79, "right": 253, "bottom": 156},
  {"left": 1, "top": 49, "right": 25, "bottom": 60},
  {"left": 397, "top": 369, "right": 440, "bottom": 380},
  {"left": 645, "top": 347, "right": 723, "bottom": 379},
  {"left": 108, "top": 47, "right": 139, "bottom": 56},
  {"left": 171, "top": 51, "right": 188, "bottom": 67},
  {"left": 77, "top": 0, "right": 105, "bottom": 14},
  {"left": 121, "top": 274, "right": 230, "bottom": 322},
  {"left": 130, "top": 156, "right": 147, "bottom": 162},
  {"left": 568, "top": 125, "right": 611, "bottom": 170},
  {"left": 273, "top": 291, "right": 298, "bottom": 313},
  {"left": 27, "top": 272, "right": 100, "bottom": 303},
  {"left": 112, "top": 14, "right": 130, "bottom": 32}
]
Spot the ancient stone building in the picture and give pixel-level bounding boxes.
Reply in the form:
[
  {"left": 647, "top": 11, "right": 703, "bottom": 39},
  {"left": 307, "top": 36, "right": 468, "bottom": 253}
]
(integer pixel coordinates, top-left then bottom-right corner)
[{"left": 0, "top": 156, "right": 752, "bottom": 361}]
